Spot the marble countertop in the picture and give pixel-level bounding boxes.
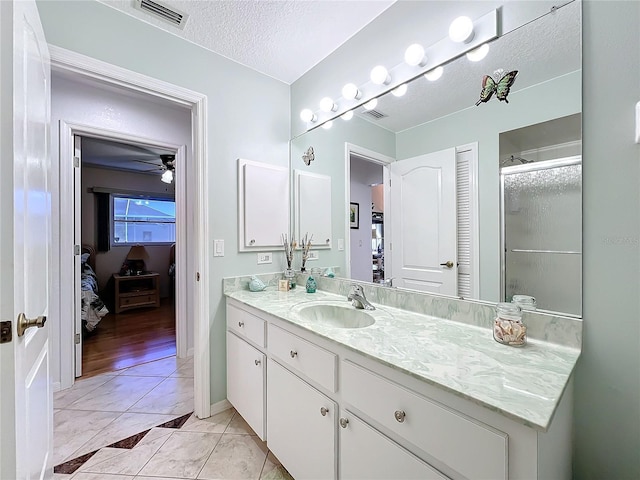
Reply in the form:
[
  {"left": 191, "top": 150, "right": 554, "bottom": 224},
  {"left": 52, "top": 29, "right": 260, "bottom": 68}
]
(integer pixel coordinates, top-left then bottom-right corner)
[{"left": 225, "top": 286, "right": 580, "bottom": 431}]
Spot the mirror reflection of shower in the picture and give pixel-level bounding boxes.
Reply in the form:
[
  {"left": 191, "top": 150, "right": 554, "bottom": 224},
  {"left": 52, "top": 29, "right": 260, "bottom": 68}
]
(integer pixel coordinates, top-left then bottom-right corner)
[{"left": 500, "top": 114, "right": 582, "bottom": 316}]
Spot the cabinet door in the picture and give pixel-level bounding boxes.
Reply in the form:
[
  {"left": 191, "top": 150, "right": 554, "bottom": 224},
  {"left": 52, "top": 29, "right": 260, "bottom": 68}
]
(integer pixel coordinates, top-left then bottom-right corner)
[
  {"left": 267, "top": 360, "right": 336, "bottom": 480},
  {"left": 238, "top": 159, "right": 289, "bottom": 250},
  {"left": 294, "top": 170, "right": 332, "bottom": 248},
  {"left": 340, "top": 412, "right": 448, "bottom": 480},
  {"left": 227, "top": 332, "right": 266, "bottom": 439}
]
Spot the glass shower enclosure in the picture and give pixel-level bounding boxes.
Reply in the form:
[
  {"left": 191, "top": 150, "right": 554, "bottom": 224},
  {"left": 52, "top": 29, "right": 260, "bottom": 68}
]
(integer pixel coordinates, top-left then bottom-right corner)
[{"left": 500, "top": 156, "right": 582, "bottom": 316}]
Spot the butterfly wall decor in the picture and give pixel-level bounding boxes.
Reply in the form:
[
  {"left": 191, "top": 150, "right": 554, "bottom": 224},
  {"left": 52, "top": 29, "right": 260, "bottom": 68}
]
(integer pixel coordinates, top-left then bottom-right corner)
[
  {"left": 475, "top": 70, "right": 518, "bottom": 106},
  {"left": 302, "top": 146, "right": 315, "bottom": 166}
]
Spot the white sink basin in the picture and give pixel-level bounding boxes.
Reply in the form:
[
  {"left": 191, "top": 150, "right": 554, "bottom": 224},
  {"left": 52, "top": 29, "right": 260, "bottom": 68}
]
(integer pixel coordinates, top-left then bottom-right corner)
[{"left": 293, "top": 302, "right": 376, "bottom": 329}]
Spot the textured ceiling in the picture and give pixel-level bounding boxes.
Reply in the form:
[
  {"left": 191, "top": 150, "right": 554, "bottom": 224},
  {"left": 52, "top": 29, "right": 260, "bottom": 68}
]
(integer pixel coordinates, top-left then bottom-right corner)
[{"left": 98, "top": 0, "right": 395, "bottom": 84}]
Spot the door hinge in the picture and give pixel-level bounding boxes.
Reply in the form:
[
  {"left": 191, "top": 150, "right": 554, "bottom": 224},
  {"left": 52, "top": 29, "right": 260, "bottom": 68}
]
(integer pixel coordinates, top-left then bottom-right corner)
[
  {"left": 196, "top": 272, "right": 200, "bottom": 281},
  {"left": 73, "top": 156, "right": 80, "bottom": 168},
  {"left": 74, "top": 244, "right": 80, "bottom": 255},
  {"left": 75, "top": 333, "right": 81, "bottom": 344},
  {"left": 0, "top": 321, "right": 12, "bottom": 344}
]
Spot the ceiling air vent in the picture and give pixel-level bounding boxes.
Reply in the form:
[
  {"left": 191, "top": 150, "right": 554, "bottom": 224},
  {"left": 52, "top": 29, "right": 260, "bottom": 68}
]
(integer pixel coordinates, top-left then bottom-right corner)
[
  {"left": 134, "top": 0, "right": 189, "bottom": 29},
  {"left": 362, "top": 109, "right": 387, "bottom": 120}
]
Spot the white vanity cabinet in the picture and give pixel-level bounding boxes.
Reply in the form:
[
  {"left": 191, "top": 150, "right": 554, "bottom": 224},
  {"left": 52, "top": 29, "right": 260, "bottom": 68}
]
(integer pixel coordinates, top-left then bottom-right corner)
[
  {"left": 225, "top": 297, "right": 572, "bottom": 480},
  {"left": 339, "top": 410, "right": 447, "bottom": 480},
  {"left": 226, "top": 303, "right": 266, "bottom": 440},
  {"left": 267, "top": 360, "right": 337, "bottom": 480}
]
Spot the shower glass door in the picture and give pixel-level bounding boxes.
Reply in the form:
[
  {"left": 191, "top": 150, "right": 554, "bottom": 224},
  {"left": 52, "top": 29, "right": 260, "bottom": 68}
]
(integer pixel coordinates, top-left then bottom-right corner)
[{"left": 501, "top": 157, "right": 582, "bottom": 316}]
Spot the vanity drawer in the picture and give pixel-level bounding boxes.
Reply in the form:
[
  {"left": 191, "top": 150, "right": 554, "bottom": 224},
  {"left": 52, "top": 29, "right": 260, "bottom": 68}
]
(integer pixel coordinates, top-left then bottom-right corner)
[
  {"left": 268, "top": 324, "right": 337, "bottom": 392},
  {"left": 342, "top": 360, "right": 508, "bottom": 480},
  {"left": 227, "top": 302, "right": 266, "bottom": 347}
]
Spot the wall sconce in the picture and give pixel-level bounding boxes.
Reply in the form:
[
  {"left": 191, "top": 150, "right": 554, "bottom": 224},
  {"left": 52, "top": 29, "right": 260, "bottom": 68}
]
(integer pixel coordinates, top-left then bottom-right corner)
[
  {"left": 342, "top": 83, "right": 361, "bottom": 100},
  {"left": 404, "top": 43, "right": 427, "bottom": 67},
  {"left": 370, "top": 65, "right": 391, "bottom": 85},
  {"left": 449, "top": 16, "right": 474, "bottom": 43}
]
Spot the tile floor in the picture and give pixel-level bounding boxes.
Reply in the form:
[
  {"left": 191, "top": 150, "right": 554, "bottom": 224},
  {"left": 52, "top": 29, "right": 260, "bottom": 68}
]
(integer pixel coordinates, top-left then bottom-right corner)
[{"left": 53, "top": 355, "right": 292, "bottom": 480}]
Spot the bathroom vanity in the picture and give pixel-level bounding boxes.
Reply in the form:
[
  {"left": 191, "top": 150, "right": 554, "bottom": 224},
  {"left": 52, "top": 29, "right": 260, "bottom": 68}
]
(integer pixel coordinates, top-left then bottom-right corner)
[{"left": 225, "top": 280, "right": 580, "bottom": 480}]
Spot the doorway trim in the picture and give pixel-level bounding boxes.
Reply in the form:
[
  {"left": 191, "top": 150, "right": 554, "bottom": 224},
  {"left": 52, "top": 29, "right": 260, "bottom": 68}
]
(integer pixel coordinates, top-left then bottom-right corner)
[
  {"left": 51, "top": 45, "right": 211, "bottom": 418},
  {"left": 344, "top": 143, "right": 394, "bottom": 279}
]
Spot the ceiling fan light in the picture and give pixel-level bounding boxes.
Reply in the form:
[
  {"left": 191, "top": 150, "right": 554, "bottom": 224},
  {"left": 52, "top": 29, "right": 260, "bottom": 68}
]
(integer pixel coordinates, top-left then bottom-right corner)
[{"left": 161, "top": 170, "right": 173, "bottom": 184}]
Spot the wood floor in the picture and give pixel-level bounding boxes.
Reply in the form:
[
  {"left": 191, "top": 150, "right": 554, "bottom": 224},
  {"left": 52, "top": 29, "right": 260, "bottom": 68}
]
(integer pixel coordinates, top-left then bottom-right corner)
[{"left": 82, "top": 298, "right": 176, "bottom": 378}]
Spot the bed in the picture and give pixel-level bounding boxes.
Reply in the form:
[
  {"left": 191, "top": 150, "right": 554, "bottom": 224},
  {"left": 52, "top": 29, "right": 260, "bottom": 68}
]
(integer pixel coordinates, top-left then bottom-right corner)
[{"left": 81, "top": 245, "right": 109, "bottom": 332}]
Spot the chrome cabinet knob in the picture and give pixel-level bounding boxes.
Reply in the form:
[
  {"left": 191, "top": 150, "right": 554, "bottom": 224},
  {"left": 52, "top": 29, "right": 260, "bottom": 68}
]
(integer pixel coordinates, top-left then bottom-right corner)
[
  {"left": 290, "top": 350, "right": 298, "bottom": 358},
  {"left": 254, "top": 359, "right": 261, "bottom": 366},
  {"left": 320, "top": 407, "right": 329, "bottom": 416},
  {"left": 326, "top": 238, "right": 330, "bottom": 244},
  {"left": 339, "top": 417, "right": 349, "bottom": 428},
  {"left": 394, "top": 410, "right": 406, "bottom": 423},
  {"left": 238, "top": 321, "right": 244, "bottom": 327},
  {"left": 17, "top": 313, "right": 46, "bottom": 337},
  {"left": 250, "top": 239, "right": 255, "bottom": 245}
]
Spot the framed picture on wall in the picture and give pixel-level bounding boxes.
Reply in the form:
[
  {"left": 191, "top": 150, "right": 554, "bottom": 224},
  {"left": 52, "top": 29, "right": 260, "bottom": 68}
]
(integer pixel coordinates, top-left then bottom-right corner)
[{"left": 350, "top": 202, "right": 359, "bottom": 229}]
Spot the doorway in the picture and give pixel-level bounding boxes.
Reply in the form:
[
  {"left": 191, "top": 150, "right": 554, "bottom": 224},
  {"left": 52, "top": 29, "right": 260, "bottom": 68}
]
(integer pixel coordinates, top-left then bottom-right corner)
[{"left": 75, "top": 135, "right": 183, "bottom": 377}]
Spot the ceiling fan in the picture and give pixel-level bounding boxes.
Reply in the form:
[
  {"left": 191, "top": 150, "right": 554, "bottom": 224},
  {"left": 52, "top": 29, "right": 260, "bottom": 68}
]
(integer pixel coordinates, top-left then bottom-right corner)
[{"left": 160, "top": 154, "right": 175, "bottom": 184}]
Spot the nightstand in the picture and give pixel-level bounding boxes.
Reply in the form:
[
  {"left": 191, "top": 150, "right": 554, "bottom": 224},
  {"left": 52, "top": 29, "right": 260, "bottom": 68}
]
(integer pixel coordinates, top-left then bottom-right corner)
[{"left": 113, "top": 272, "right": 160, "bottom": 314}]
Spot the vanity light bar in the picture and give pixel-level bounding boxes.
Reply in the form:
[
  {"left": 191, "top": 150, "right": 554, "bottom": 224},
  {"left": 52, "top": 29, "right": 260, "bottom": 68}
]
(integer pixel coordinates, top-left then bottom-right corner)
[{"left": 300, "top": 9, "right": 498, "bottom": 131}]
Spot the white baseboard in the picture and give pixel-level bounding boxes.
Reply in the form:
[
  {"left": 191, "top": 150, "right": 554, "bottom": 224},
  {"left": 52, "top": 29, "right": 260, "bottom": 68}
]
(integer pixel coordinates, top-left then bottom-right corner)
[
  {"left": 52, "top": 382, "right": 61, "bottom": 393},
  {"left": 210, "top": 399, "right": 232, "bottom": 416}
]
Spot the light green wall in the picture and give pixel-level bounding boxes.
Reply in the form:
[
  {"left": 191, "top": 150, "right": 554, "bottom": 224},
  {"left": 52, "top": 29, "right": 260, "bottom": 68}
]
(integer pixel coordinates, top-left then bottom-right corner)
[
  {"left": 36, "top": 1, "right": 290, "bottom": 405},
  {"left": 575, "top": 1, "right": 640, "bottom": 477},
  {"left": 290, "top": 116, "right": 395, "bottom": 273},
  {"left": 396, "top": 71, "right": 581, "bottom": 300}
]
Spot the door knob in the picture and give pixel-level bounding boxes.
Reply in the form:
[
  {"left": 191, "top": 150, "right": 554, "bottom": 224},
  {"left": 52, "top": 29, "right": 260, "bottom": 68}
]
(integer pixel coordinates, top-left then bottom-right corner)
[
  {"left": 439, "top": 261, "right": 454, "bottom": 268},
  {"left": 17, "top": 313, "right": 46, "bottom": 337}
]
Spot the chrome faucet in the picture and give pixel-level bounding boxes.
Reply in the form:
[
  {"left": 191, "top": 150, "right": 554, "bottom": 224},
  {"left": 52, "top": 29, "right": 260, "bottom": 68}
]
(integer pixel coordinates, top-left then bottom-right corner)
[{"left": 347, "top": 284, "right": 376, "bottom": 310}]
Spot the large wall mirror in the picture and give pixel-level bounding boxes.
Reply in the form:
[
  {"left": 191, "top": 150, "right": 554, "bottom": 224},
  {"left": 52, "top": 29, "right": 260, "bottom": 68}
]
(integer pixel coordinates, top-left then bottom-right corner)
[{"left": 290, "top": 1, "right": 581, "bottom": 317}]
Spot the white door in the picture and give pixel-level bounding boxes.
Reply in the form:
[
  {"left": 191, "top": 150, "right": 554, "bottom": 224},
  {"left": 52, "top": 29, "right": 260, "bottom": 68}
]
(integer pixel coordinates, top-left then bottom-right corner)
[
  {"left": 0, "top": 1, "right": 53, "bottom": 479},
  {"left": 73, "top": 136, "right": 82, "bottom": 377},
  {"left": 390, "top": 148, "right": 457, "bottom": 295}
]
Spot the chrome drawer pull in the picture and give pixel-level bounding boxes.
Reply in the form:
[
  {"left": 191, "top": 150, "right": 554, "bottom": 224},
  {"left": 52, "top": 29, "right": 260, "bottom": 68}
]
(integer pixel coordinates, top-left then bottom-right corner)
[
  {"left": 320, "top": 407, "right": 329, "bottom": 416},
  {"left": 238, "top": 321, "right": 244, "bottom": 327},
  {"left": 339, "top": 417, "right": 349, "bottom": 428},
  {"left": 394, "top": 410, "right": 406, "bottom": 423},
  {"left": 290, "top": 350, "right": 298, "bottom": 358}
]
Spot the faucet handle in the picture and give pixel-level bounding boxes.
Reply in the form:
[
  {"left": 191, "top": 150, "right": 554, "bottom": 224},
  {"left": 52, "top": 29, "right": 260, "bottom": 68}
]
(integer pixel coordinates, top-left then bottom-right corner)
[{"left": 349, "top": 283, "right": 364, "bottom": 296}]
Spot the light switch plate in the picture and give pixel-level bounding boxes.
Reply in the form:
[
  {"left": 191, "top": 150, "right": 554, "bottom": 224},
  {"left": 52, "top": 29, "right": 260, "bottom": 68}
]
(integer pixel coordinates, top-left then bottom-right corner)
[
  {"left": 337, "top": 239, "right": 344, "bottom": 251},
  {"left": 213, "top": 239, "right": 224, "bottom": 257},
  {"left": 257, "top": 252, "right": 273, "bottom": 264},
  {"left": 636, "top": 101, "right": 640, "bottom": 144}
]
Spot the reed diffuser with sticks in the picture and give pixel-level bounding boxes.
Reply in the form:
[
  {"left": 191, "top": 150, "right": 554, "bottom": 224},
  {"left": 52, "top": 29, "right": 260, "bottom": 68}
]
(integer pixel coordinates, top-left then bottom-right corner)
[
  {"left": 282, "top": 233, "right": 297, "bottom": 288},
  {"left": 300, "top": 232, "right": 313, "bottom": 272}
]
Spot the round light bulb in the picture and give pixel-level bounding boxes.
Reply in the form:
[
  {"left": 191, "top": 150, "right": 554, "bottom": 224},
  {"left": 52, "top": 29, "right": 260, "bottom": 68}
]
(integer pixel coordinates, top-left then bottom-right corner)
[
  {"left": 321, "top": 121, "right": 333, "bottom": 130},
  {"left": 319, "top": 97, "right": 336, "bottom": 112},
  {"left": 466, "top": 43, "right": 490, "bottom": 62},
  {"left": 370, "top": 65, "right": 390, "bottom": 85},
  {"left": 341, "top": 111, "right": 354, "bottom": 121},
  {"left": 300, "top": 109, "right": 316, "bottom": 123},
  {"left": 424, "top": 66, "right": 444, "bottom": 81},
  {"left": 404, "top": 43, "right": 426, "bottom": 67},
  {"left": 363, "top": 98, "right": 378, "bottom": 110},
  {"left": 449, "top": 16, "right": 474, "bottom": 43},
  {"left": 342, "top": 83, "right": 361, "bottom": 100},
  {"left": 161, "top": 170, "right": 173, "bottom": 184},
  {"left": 391, "top": 84, "right": 408, "bottom": 97}
]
